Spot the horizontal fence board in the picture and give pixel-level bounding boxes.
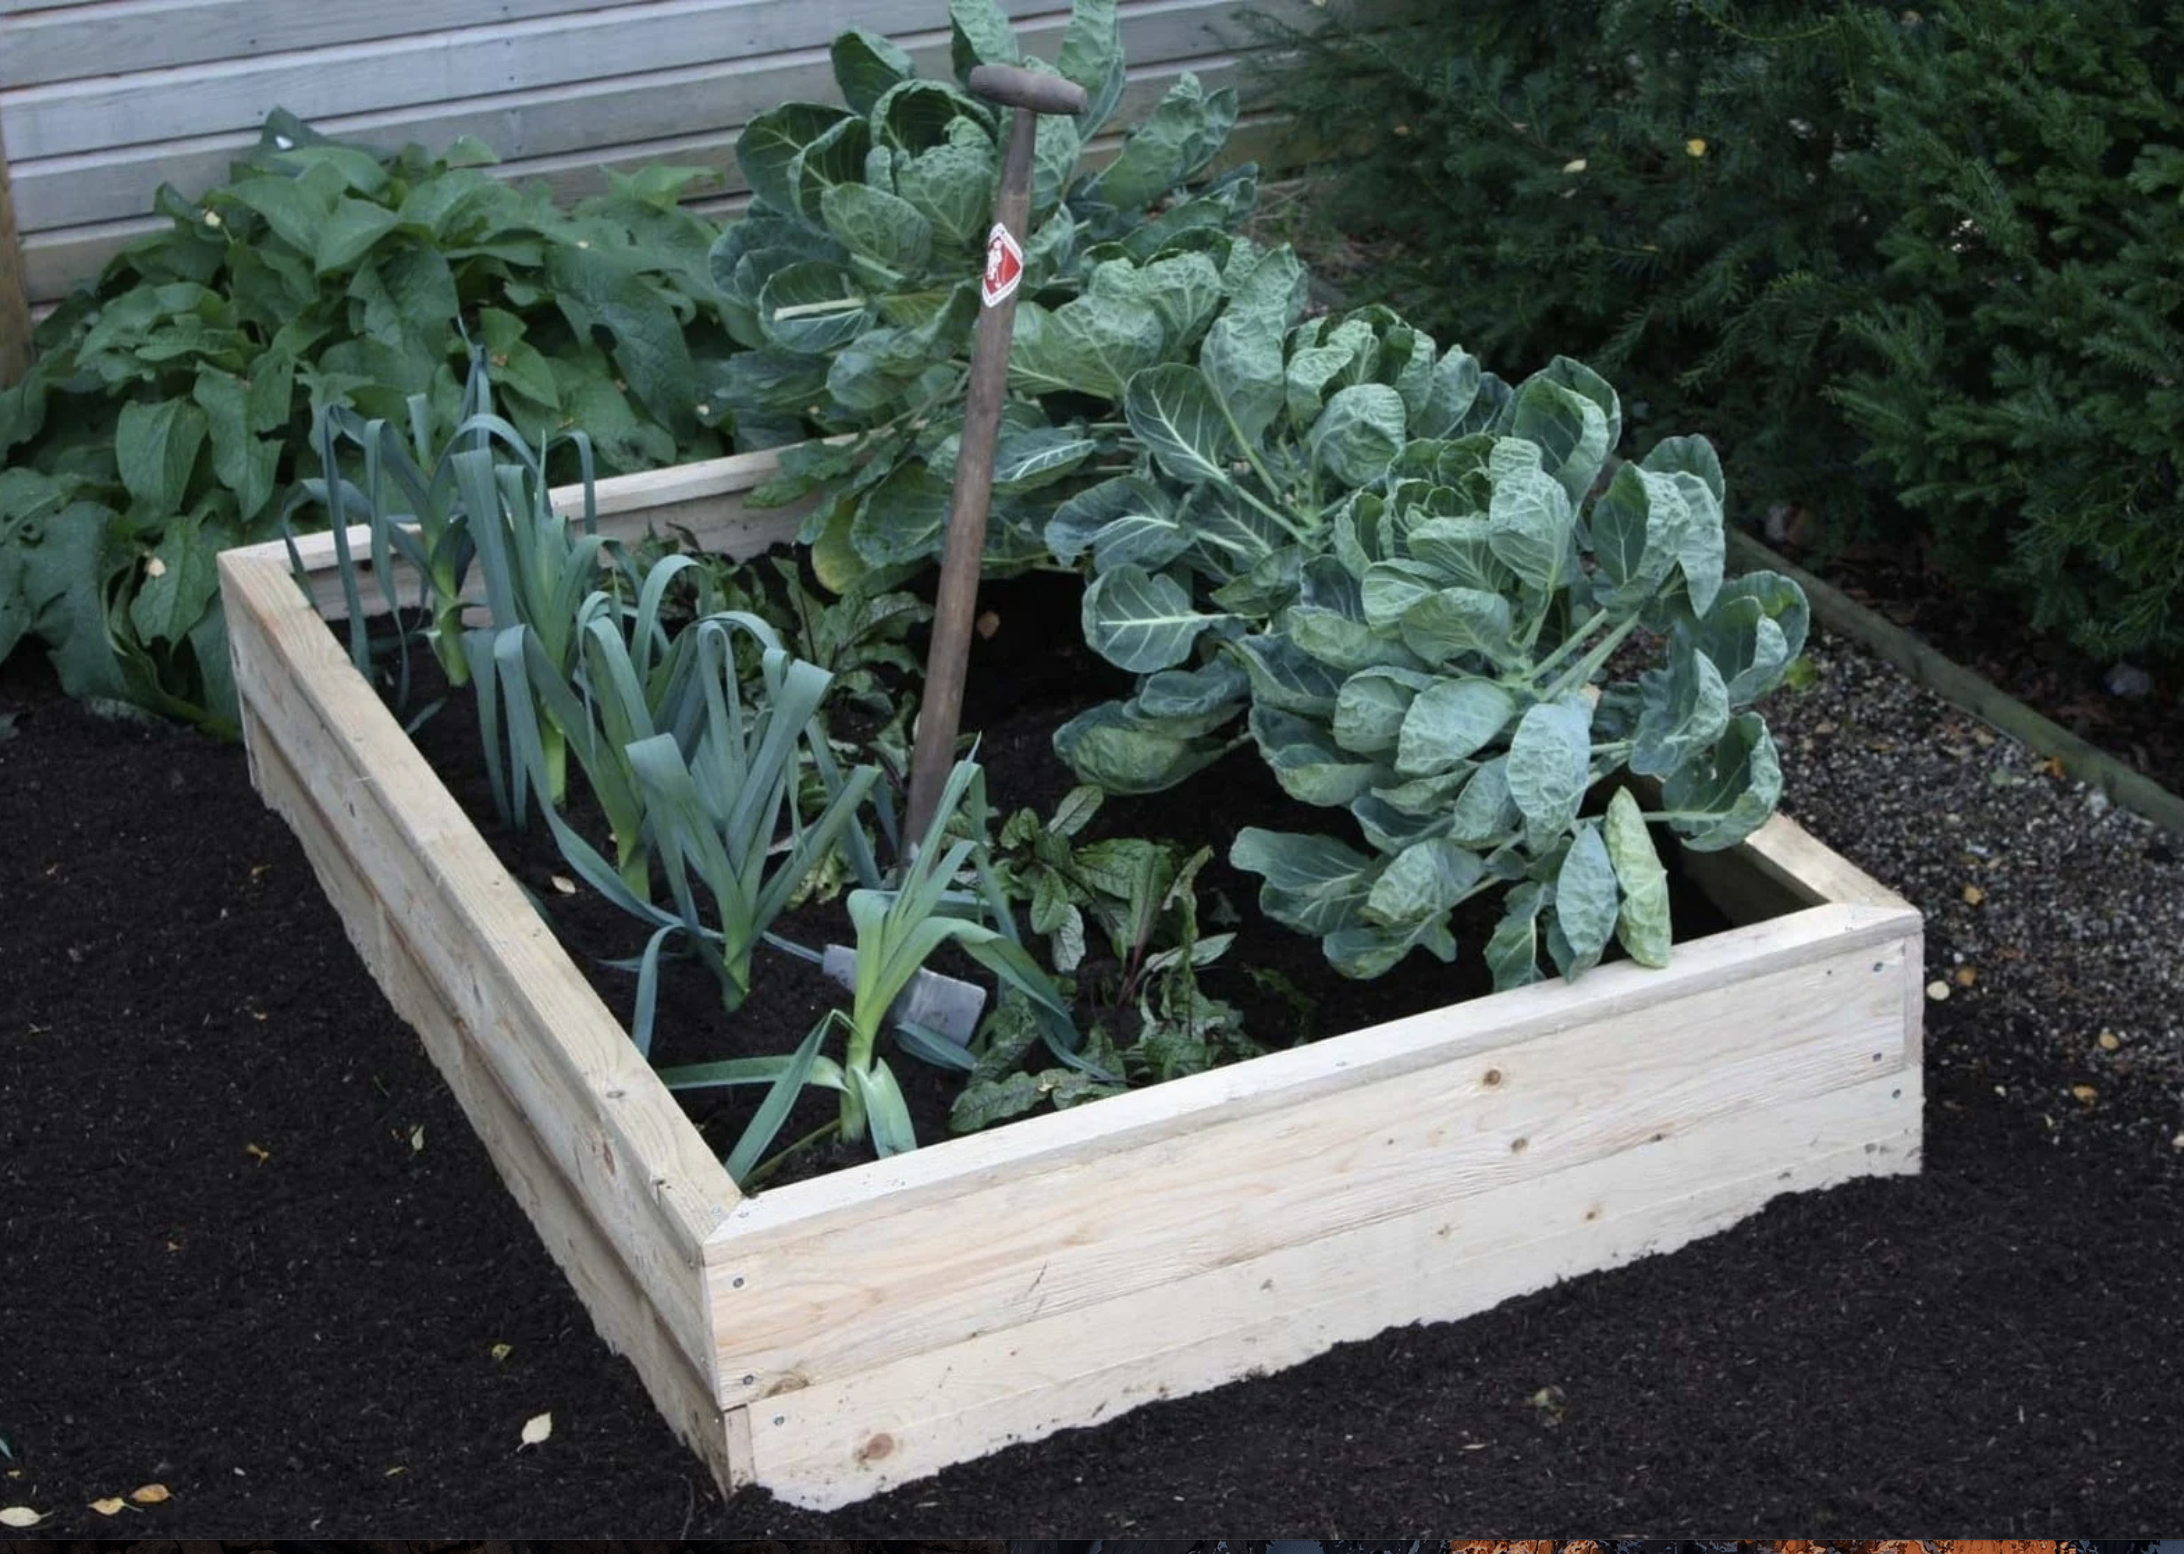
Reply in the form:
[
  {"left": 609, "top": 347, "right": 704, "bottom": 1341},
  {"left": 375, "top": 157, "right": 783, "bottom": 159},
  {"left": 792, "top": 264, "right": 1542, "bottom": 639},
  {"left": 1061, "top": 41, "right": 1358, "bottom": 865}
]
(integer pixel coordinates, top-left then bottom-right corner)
[
  {"left": 1, "top": 0, "right": 654, "bottom": 89},
  {"left": 8, "top": 8, "right": 1266, "bottom": 234},
  {"left": 7, "top": 0, "right": 1256, "bottom": 160}
]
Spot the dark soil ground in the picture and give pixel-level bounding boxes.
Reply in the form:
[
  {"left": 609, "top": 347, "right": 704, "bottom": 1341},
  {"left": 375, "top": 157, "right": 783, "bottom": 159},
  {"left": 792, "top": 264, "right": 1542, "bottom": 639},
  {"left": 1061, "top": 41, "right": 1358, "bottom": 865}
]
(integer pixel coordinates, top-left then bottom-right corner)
[{"left": 3, "top": 585, "right": 2182, "bottom": 1535}]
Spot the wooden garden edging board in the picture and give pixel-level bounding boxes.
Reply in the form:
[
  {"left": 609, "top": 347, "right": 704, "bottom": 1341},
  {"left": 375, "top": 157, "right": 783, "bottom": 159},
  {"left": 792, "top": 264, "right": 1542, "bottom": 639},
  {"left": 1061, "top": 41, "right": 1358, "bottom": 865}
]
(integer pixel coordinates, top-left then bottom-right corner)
[{"left": 217, "top": 445, "right": 1926, "bottom": 1509}]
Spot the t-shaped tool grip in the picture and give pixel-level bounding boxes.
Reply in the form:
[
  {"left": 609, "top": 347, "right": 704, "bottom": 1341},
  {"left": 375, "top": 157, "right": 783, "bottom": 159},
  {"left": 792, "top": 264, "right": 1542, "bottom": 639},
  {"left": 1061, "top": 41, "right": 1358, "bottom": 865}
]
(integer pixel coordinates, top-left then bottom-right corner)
[{"left": 967, "top": 63, "right": 1089, "bottom": 117}]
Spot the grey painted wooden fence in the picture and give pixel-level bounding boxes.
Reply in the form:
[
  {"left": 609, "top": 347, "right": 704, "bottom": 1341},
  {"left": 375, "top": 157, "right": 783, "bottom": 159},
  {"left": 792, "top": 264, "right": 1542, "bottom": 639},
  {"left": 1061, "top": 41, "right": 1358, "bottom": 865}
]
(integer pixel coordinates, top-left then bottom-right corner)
[{"left": 0, "top": 0, "right": 1302, "bottom": 326}]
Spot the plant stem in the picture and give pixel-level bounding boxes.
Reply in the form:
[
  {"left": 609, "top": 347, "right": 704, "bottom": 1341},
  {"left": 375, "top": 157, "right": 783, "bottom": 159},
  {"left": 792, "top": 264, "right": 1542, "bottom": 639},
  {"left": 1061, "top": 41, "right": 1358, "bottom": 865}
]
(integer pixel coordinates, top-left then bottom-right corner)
[
  {"left": 770, "top": 296, "right": 870, "bottom": 321},
  {"left": 1541, "top": 613, "right": 1643, "bottom": 703},
  {"left": 1523, "top": 607, "right": 1612, "bottom": 686}
]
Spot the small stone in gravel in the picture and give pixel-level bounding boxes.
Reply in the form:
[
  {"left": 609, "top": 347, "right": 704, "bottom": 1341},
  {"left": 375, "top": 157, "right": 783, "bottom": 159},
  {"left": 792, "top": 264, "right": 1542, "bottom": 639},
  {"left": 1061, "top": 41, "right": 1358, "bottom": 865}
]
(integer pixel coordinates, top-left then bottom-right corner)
[
  {"left": 1927, "top": 980, "right": 1952, "bottom": 1002},
  {"left": 2071, "top": 1084, "right": 2099, "bottom": 1105},
  {"left": 2105, "top": 662, "right": 2155, "bottom": 697}
]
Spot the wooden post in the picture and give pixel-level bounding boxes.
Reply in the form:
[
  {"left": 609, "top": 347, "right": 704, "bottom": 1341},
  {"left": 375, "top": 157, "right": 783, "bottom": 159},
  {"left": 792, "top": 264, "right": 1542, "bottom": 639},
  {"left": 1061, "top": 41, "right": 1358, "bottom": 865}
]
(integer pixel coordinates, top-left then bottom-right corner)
[{"left": 0, "top": 110, "right": 33, "bottom": 388}]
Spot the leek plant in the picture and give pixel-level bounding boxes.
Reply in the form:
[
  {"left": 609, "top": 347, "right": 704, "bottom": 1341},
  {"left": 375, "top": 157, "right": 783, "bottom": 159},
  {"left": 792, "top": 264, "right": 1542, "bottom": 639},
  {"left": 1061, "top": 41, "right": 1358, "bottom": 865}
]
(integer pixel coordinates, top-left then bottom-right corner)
[
  {"left": 657, "top": 757, "right": 1075, "bottom": 1186},
  {"left": 291, "top": 348, "right": 622, "bottom": 827},
  {"left": 503, "top": 610, "right": 882, "bottom": 1032}
]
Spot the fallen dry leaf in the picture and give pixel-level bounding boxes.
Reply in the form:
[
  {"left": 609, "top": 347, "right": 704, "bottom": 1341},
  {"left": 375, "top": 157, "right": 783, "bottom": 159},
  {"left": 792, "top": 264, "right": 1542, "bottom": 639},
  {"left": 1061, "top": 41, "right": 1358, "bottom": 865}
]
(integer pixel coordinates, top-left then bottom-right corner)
[
  {"left": 520, "top": 1411, "right": 553, "bottom": 1447},
  {"left": 2072, "top": 1084, "right": 2099, "bottom": 1105},
  {"left": 2098, "top": 1030, "right": 2121, "bottom": 1051},
  {"left": 244, "top": 1142, "right": 270, "bottom": 1164},
  {"left": 491, "top": 1342, "right": 513, "bottom": 1362},
  {"left": 129, "top": 1482, "right": 170, "bottom": 1504},
  {"left": 409, "top": 1124, "right": 425, "bottom": 1153},
  {"left": 550, "top": 874, "right": 576, "bottom": 896},
  {"left": 975, "top": 610, "right": 1001, "bottom": 640},
  {"left": 89, "top": 1497, "right": 127, "bottom": 1516},
  {"left": 1955, "top": 966, "right": 1978, "bottom": 987},
  {"left": 0, "top": 1507, "right": 43, "bottom": 1528},
  {"left": 1962, "top": 884, "right": 1985, "bottom": 906}
]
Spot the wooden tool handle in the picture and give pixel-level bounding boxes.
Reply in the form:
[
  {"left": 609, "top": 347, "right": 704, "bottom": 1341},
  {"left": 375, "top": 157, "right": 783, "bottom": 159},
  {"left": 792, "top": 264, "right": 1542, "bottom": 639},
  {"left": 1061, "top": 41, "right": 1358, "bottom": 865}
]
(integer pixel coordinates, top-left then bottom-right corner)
[{"left": 967, "top": 63, "right": 1089, "bottom": 117}]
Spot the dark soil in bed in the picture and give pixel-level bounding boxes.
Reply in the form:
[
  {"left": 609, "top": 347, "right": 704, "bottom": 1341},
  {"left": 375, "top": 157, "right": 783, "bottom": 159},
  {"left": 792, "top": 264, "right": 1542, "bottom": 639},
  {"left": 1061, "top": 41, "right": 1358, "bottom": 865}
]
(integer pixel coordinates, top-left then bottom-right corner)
[
  {"left": 3, "top": 602, "right": 2181, "bottom": 1535},
  {"left": 390, "top": 569, "right": 1735, "bottom": 1185}
]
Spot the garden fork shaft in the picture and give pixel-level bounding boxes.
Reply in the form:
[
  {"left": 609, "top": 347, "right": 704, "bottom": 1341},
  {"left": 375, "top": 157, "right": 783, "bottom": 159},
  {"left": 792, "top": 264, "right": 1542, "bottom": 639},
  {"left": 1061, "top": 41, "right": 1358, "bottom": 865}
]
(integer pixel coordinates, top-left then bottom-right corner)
[{"left": 903, "top": 63, "right": 1088, "bottom": 848}]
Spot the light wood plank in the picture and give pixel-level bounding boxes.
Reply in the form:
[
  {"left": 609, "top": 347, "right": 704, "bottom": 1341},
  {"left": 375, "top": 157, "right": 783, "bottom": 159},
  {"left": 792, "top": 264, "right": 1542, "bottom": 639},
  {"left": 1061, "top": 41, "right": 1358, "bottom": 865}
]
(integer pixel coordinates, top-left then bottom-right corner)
[
  {"left": 221, "top": 547, "right": 742, "bottom": 1392},
  {"left": 4, "top": 0, "right": 1270, "bottom": 160},
  {"left": 0, "top": 108, "right": 31, "bottom": 385},
  {"left": 747, "top": 1070, "right": 1920, "bottom": 1508},
  {"left": 1, "top": 0, "right": 650, "bottom": 89},
  {"left": 6, "top": 0, "right": 1272, "bottom": 231},
  {"left": 244, "top": 705, "right": 748, "bottom": 1494},
  {"left": 278, "top": 446, "right": 811, "bottom": 625},
  {"left": 704, "top": 920, "right": 1918, "bottom": 1405}
]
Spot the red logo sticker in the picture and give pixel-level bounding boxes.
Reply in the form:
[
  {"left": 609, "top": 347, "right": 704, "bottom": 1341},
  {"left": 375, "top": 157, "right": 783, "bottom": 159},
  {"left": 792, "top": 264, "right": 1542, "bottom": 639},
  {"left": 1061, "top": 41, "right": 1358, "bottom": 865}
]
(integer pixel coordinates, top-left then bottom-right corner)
[{"left": 981, "top": 222, "right": 1024, "bottom": 309}]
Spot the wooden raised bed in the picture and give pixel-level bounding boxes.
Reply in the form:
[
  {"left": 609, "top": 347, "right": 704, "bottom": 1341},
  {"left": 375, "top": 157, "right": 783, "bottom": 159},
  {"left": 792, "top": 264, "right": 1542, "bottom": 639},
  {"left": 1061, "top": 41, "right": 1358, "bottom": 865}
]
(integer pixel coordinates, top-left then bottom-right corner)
[{"left": 217, "top": 448, "right": 1925, "bottom": 1510}]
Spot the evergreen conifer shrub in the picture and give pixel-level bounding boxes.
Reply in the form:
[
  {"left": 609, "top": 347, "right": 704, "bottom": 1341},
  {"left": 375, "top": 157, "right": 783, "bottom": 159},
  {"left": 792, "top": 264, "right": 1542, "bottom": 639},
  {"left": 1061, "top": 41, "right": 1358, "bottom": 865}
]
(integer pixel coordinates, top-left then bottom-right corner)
[
  {"left": 1830, "top": 0, "right": 2184, "bottom": 662},
  {"left": 1252, "top": 0, "right": 2184, "bottom": 664}
]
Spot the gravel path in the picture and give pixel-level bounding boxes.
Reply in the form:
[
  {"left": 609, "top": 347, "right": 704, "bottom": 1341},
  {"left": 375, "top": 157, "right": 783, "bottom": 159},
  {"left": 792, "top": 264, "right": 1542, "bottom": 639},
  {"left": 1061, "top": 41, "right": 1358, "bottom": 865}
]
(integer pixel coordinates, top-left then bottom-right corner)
[{"left": 1765, "top": 629, "right": 2184, "bottom": 1157}]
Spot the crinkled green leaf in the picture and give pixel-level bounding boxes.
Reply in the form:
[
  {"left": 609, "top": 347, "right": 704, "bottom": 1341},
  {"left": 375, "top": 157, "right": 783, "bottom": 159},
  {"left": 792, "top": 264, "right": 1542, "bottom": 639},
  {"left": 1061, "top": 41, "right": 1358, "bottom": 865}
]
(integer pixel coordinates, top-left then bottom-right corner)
[
  {"left": 1663, "top": 713, "right": 1782, "bottom": 852},
  {"left": 831, "top": 28, "right": 917, "bottom": 116},
  {"left": 1632, "top": 636, "right": 1730, "bottom": 778},
  {"left": 1484, "top": 882, "right": 1547, "bottom": 991},
  {"left": 1552, "top": 821, "right": 1619, "bottom": 978},
  {"left": 1083, "top": 564, "right": 1224, "bottom": 673},
  {"left": 1505, "top": 696, "right": 1592, "bottom": 850},
  {"left": 1603, "top": 787, "right": 1672, "bottom": 968},
  {"left": 1396, "top": 677, "right": 1515, "bottom": 776}
]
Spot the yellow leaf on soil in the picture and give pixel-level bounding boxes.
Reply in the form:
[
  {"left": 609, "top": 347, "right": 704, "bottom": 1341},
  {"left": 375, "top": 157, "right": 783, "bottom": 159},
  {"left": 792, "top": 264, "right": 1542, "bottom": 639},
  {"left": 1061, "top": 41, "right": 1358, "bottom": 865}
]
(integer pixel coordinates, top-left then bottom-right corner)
[
  {"left": 491, "top": 1343, "right": 513, "bottom": 1362},
  {"left": 1955, "top": 966, "right": 1978, "bottom": 987},
  {"left": 1962, "top": 884, "right": 1985, "bottom": 906},
  {"left": 520, "top": 1412, "right": 553, "bottom": 1446},
  {"left": 129, "top": 1483, "right": 170, "bottom": 1504},
  {"left": 90, "top": 1497, "right": 127, "bottom": 1515},
  {"left": 2098, "top": 1030, "right": 2121, "bottom": 1051},
  {"left": 0, "top": 1507, "right": 43, "bottom": 1527}
]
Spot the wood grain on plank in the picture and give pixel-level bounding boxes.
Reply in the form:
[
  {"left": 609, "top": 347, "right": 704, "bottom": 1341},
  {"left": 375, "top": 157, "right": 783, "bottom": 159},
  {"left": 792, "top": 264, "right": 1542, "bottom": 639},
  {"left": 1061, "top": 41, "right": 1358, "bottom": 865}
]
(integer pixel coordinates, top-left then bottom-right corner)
[
  {"left": 0, "top": 109, "right": 31, "bottom": 385},
  {"left": 243, "top": 705, "right": 747, "bottom": 1494},
  {"left": 221, "top": 548, "right": 741, "bottom": 1391},
  {"left": 2, "top": 0, "right": 648, "bottom": 88},
  {"left": 747, "top": 1072, "right": 1919, "bottom": 1507},
  {"left": 276, "top": 446, "right": 810, "bottom": 625},
  {"left": 706, "top": 923, "right": 1917, "bottom": 1406}
]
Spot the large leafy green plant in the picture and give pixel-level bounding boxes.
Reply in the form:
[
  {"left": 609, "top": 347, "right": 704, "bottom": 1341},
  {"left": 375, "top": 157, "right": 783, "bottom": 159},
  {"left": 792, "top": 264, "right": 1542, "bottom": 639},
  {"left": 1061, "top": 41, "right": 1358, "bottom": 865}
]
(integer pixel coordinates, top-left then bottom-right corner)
[
  {"left": 0, "top": 112, "right": 736, "bottom": 726},
  {"left": 709, "top": 0, "right": 1262, "bottom": 591},
  {"left": 1051, "top": 306, "right": 1808, "bottom": 981}
]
